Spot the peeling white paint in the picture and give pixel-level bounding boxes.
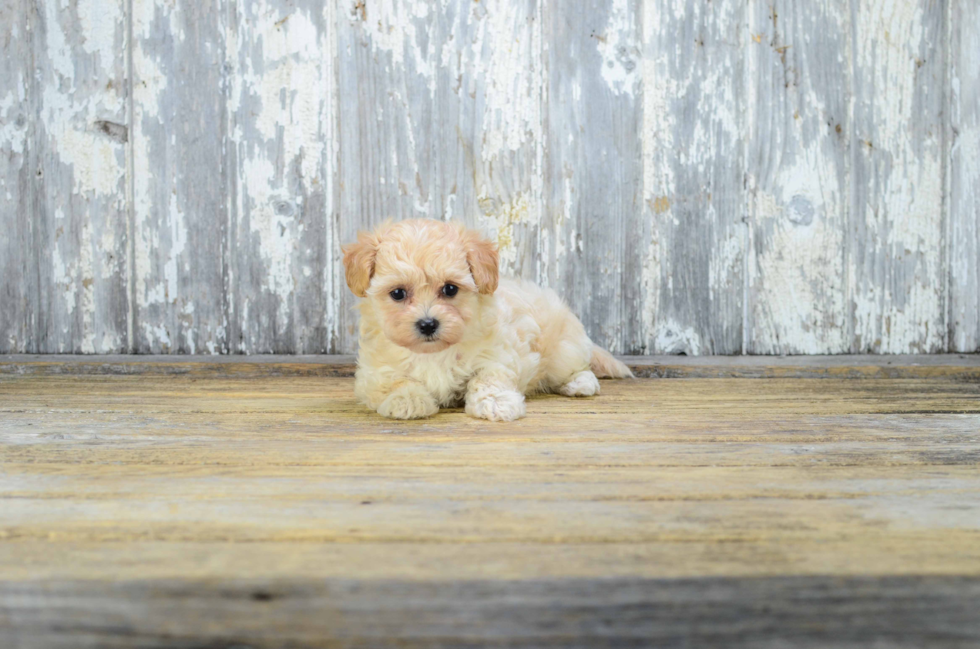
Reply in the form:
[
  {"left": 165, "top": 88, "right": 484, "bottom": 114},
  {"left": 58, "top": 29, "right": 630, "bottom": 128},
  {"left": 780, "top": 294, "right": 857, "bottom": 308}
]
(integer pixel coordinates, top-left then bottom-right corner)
[
  {"left": 180, "top": 300, "right": 196, "bottom": 354},
  {"left": 164, "top": 191, "right": 187, "bottom": 305},
  {"left": 708, "top": 222, "right": 743, "bottom": 306},
  {"left": 77, "top": 218, "right": 96, "bottom": 354},
  {"left": 948, "top": 2, "right": 980, "bottom": 352},
  {"left": 751, "top": 215, "right": 847, "bottom": 354},
  {"left": 142, "top": 323, "right": 172, "bottom": 349},
  {"left": 0, "top": 91, "right": 26, "bottom": 156},
  {"left": 248, "top": 8, "right": 325, "bottom": 185},
  {"left": 7, "top": 0, "right": 972, "bottom": 357},
  {"left": 639, "top": 2, "right": 685, "bottom": 342},
  {"left": 640, "top": 47, "right": 669, "bottom": 338},
  {"left": 43, "top": 0, "right": 75, "bottom": 81},
  {"left": 597, "top": 0, "right": 639, "bottom": 96},
  {"left": 131, "top": 39, "right": 168, "bottom": 314},
  {"left": 359, "top": 0, "right": 434, "bottom": 82},
  {"left": 31, "top": 0, "right": 128, "bottom": 353},
  {"left": 473, "top": 0, "right": 541, "bottom": 159},
  {"left": 653, "top": 321, "right": 702, "bottom": 355},
  {"left": 130, "top": 0, "right": 228, "bottom": 353},
  {"left": 77, "top": 0, "right": 122, "bottom": 65},
  {"left": 99, "top": 227, "right": 120, "bottom": 281},
  {"left": 322, "top": 0, "right": 340, "bottom": 351},
  {"left": 242, "top": 155, "right": 297, "bottom": 329},
  {"left": 132, "top": 0, "right": 179, "bottom": 41},
  {"left": 851, "top": 0, "right": 945, "bottom": 353},
  {"left": 41, "top": 89, "right": 124, "bottom": 197},
  {"left": 130, "top": 0, "right": 173, "bottom": 340},
  {"left": 51, "top": 241, "right": 71, "bottom": 316},
  {"left": 748, "top": 140, "right": 847, "bottom": 353},
  {"left": 39, "top": 0, "right": 125, "bottom": 200},
  {"left": 227, "top": 0, "right": 335, "bottom": 351},
  {"left": 740, "top": 0, "right": 855, "bottom": 354},
  {"left": 131, "top": 43, "right": 168, "bottom": 125}
]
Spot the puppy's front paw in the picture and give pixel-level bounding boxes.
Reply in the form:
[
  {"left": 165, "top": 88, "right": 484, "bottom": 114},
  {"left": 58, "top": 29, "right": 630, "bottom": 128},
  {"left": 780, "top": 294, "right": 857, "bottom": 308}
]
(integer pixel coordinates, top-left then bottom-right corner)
[
  {"left": 377, "top": 387, "right": 439, "bottom": 420},
  {"left": 559, "top": 370, "right": 600, "bottom": 397},
  {"left": 465, "top": 388, "right": 526, "bottom": 422}
]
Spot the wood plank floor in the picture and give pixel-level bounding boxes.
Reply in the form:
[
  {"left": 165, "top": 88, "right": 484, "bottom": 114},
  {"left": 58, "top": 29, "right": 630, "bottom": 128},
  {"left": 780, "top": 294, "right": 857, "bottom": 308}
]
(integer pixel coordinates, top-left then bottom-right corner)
[{"left": 2, "top": 358, "right": 979, "bottom": 647}]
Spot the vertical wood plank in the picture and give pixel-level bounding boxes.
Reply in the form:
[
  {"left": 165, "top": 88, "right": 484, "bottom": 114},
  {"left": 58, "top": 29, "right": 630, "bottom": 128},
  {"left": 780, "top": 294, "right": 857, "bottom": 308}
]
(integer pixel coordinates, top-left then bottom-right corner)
[
  {"left": 229, "top": 0, "right": 338, "bottom": 354},
  {"left": 641, "top": 0, "right": 746, "bottom": 354},
  {"left": 948, "top": 0, "right": 980, "bottom": 352},
  {"left": 335, "top": 0, "right": 543, "bottom": 353},
  {"left": 131, "top": 0, "right": 229, "bottom": 353},
  {"left": 32, "top": 0, "right": 129, "bottom": 352},
  {"left": 849, "top": 0, "right": 946, "bottom": 353},
  {"left": 0, "top": 0, "right": 34, "bottom": 352},
  {"left": 744, "top": 0, "right": 850, "bottom": 354},
  {"left": 542, "top": 0, "right": 642, "bottom": 354},
  {"left": 1, "top": 0, "right": 973, "bottom": 357}
]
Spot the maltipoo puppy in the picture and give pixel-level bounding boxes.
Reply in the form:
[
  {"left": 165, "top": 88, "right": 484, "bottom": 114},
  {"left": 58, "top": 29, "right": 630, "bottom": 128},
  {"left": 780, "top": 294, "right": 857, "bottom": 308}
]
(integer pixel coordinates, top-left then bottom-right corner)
[{"left": 342, "top": 219, "right": 632, "bottom": 421}]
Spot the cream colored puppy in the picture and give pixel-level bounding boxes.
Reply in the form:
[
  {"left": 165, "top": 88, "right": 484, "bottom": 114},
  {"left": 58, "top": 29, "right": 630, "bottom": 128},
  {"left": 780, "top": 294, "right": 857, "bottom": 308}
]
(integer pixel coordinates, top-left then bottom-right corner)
[{"left": 342, "top": 219, "right": 632, "bottom": 421}]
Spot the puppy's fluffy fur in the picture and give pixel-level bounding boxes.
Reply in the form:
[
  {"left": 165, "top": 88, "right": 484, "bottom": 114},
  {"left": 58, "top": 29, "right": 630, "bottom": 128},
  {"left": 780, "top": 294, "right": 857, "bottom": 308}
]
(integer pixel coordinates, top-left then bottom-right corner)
[{"left": 342, "top": 219, "right": 632, "bottom": 421}]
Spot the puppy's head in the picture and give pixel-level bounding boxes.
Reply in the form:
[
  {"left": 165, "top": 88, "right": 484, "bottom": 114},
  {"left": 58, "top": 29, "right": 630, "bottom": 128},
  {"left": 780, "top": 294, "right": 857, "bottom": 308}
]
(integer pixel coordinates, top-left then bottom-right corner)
[{"left": 342, "top": 219, "right": 498, "bottom": 353}]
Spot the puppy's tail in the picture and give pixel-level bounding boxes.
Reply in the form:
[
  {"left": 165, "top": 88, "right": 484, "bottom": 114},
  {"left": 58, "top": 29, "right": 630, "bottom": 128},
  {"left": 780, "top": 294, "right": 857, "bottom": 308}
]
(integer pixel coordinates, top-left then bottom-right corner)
[{"left": 590, "top": 345, "right": 634, "bottom": 379}]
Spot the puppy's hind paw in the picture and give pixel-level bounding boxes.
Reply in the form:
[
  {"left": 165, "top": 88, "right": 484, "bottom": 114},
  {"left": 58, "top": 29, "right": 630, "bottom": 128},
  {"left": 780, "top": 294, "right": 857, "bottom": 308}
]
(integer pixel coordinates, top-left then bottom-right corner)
[
  {"left": 559, "top": 370, "right": 600, "bottom": 397},
  {"left": 465, "top": 389, "right": 526, "bottom": 422},
  {"left": 377, "top": 387, "right": 439, "bottom": 420}
]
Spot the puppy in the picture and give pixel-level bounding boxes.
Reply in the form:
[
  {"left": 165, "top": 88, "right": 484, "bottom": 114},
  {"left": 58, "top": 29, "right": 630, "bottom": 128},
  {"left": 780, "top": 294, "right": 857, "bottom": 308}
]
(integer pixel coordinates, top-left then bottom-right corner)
[{"left": 342, "top": 219, "right": 632, "bottom": 421}]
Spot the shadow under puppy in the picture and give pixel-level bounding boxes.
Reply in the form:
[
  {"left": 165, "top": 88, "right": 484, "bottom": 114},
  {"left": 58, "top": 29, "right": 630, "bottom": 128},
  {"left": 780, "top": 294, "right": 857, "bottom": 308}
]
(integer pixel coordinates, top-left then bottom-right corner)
[{"left": 343, "top": 219, "right": 632, "bottom": 421}]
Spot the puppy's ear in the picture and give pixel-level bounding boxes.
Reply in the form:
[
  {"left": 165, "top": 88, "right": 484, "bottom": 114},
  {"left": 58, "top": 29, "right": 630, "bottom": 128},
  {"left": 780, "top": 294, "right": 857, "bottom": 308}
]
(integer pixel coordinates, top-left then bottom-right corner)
[
  {"left": 462, "top": 229, "right": 499, "bottom": 295},
  {"left": 342, "top": 231, "right": 379, "bottom": 297}
]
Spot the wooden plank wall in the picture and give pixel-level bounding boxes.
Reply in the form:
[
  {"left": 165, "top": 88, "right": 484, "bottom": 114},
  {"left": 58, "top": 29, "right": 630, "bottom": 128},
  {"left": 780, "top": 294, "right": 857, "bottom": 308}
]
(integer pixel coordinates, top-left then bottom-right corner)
[{"left": 0, "top": 0, "right": 976, "bottom": 355}]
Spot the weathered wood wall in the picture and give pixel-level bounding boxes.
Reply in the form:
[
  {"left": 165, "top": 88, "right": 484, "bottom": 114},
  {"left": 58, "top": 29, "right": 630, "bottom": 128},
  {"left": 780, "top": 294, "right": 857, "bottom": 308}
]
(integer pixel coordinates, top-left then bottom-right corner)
[{"left": 0, "top": 0, "right": 976, "bottom": 355}]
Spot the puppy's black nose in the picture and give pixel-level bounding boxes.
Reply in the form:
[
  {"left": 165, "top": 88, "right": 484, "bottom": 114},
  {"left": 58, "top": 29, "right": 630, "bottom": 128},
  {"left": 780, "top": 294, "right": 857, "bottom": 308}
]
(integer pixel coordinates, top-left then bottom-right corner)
[{"left": 416, "top": 318, "right": 440, "bottom": 337}]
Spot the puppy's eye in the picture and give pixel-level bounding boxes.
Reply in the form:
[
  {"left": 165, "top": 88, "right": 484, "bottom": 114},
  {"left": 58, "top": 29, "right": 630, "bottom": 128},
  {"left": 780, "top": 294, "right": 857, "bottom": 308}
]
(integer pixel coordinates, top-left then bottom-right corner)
[
  {"left": 389, "top": 288, "right": 407, "bottom": 301},
  {"left": 442, "top": 284, "right": 459, "bottom": 297}
]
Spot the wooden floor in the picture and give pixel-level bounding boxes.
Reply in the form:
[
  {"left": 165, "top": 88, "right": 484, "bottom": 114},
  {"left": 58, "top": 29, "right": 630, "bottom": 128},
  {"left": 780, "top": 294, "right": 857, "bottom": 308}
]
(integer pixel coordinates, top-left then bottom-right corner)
[{"left": 2, "top": 356, "right": 980, "bottom": 648}]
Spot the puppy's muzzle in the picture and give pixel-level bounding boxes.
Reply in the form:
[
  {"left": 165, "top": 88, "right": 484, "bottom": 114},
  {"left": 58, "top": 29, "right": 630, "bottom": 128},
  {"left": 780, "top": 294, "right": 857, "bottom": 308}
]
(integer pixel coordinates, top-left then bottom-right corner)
[{"left": 415, "top": 318, "right": 440, "bottom": 337}]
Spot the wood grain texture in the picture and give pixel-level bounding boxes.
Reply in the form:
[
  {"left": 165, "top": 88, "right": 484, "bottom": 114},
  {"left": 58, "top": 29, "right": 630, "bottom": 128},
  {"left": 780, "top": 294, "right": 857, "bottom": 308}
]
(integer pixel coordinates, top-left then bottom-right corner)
[
  {"left": 744, "top": 0, "right": 849, "bottom": 354},
  {"left": 1, "top": 0, "right": 978, "bottom": 356},
  {"left": 641, "top": 0, "right": 746, "bottom": 354},
  {"left": 4, "top": 577, "right": 980, "bottom": 649},
  {"left": 949, "top": 0, "right": 980, "bottom": 353},
  {"left": 335, "top": 0, "right": 543, "bottom": 352},
  {"left": 0, "top": 0, "right": 34, "bottom": 352},
  {"left": 4, "top": 353, "right": 980, "bottom": 380},
  {"left": 229, "top": 0, "right": 337, "bottom": 354},
  {"left": 1, "top": 372, "right": 979, "bottom": 646},
  {"left": 32, "top": 0, "right": 130, "bottom": 352},
  {"left": 542, "top": 0, "right": 641, "bottom": 353},
  {"left": 131, "top": 0, "right": 228, "bottom": 354},
  {"left": 849, "top": 0, "right": 946, "bottom": 353}
]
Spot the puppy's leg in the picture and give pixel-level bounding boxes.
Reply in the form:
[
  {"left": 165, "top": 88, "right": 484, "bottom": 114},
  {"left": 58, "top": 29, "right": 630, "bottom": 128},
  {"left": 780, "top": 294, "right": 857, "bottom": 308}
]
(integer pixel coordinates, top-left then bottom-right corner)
[
  {"left": 543, "top": 338, "right": 600, "bottom": 397},
  {"left": 373, "top": 380, "right": 439, "bottom": 420},
  {"left": 465, "top": 368, "right": 526, "bottom": 422},
  {"left": 559, "top": 369, "right": 600, "bottom": 397}
]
